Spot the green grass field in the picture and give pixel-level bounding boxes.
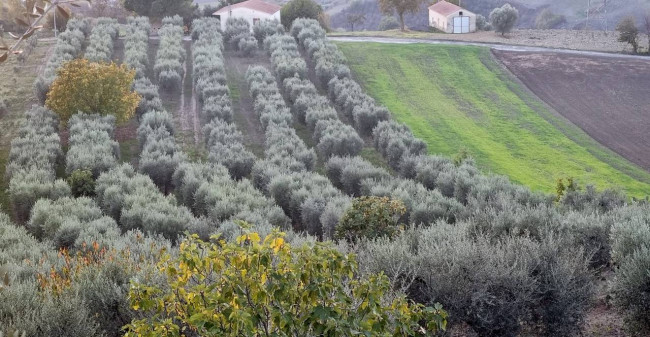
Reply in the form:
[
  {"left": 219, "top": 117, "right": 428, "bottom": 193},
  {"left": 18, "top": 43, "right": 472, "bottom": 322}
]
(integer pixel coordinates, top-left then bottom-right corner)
[{"left": 336, "top": 42, "right": 650, "bottom": 196}]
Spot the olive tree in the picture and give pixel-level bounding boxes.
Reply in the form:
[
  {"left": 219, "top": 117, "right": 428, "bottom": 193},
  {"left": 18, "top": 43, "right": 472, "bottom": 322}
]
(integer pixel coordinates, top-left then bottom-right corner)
[{"left": 490, "top": 3, "right": 519, "bottom": 36}]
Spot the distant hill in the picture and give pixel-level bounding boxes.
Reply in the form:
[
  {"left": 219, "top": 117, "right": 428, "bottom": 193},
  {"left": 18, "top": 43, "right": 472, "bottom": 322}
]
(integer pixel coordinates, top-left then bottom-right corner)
[{"left": 323, "top": 0, "right": 650, "bottom": 31}]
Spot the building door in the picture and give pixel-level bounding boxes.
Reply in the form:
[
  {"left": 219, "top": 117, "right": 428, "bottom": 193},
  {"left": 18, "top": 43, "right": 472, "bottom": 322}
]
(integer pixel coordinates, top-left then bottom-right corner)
[{"left": 453, "top": 16, "right": 470, "bottom": 33}]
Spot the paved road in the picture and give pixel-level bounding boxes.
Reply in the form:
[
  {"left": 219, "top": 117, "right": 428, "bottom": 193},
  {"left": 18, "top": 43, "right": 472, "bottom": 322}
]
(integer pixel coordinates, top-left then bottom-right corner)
[{"left": 330, "top": 36, "right": 650, "bottom": 61}]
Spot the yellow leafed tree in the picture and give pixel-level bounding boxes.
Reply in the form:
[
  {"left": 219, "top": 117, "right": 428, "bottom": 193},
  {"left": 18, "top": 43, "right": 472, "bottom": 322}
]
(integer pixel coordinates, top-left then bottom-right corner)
[{"left": 46, "top": 59, "right": 140, "bottom": 124}]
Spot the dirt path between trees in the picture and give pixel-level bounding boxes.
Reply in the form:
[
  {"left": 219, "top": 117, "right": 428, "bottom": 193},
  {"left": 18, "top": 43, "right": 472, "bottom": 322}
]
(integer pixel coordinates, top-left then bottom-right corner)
[
  {"left": 224, "top": 50, "right": 268, "bottom": 157},
  {"left": 177, "top": 40, "right": 201, "bottom": 147}
]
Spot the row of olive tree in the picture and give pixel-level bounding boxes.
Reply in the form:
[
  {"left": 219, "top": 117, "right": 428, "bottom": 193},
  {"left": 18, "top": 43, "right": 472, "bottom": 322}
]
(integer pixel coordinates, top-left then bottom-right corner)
[
  {"left": 34, "top": 18, "right": 91, "bottom": 104},
  {"left": 265, "top": 33, "right": 364, "bottom": 159},
  {"left": 245, "top": 65, "right": 353, "bottom": 237},
  {"left": 194, "top": 18, "right": 257, "bottom": 180},
  {"left": 6, "top": 106, "right": 69, "bottom": 223},
  {"left": 153, "top": 15, "right": 185, "bottom": 90},
  {"left": 123, "top": 16, "right": 151, "bottom": 79},
  {"left": 65, "top": 113, "right": 120, "bottom": 178},
  {"left": 83, "top": 18, "right": 119, "bottom": 63}
]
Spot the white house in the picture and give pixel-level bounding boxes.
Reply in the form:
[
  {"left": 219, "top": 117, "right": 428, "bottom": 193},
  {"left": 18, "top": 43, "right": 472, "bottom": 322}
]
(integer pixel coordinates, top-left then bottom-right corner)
[
  {"left": 213, "top": 0, "right": 281, "bottom": 32},
  {"left": 428, "top": 1, "right": 477, "bottom": 34}
]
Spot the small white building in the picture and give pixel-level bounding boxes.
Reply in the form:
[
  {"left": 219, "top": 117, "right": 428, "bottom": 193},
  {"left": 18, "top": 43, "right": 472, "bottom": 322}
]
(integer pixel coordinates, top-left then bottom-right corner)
[
  {"left": 428, "top": 1, "right": 477, "bottom": 34},
  {"left": 213, "top": 0, "right": 281, "bottom": 32}
]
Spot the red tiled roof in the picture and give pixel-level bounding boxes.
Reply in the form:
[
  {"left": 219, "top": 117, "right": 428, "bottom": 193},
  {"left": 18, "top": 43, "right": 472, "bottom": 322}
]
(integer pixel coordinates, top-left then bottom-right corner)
[
  {"left": 214, "top": 0, "right": 281, "bottom": 15},
  {"left": 428, "top": 1, "right": 465, "bottom": 16}
]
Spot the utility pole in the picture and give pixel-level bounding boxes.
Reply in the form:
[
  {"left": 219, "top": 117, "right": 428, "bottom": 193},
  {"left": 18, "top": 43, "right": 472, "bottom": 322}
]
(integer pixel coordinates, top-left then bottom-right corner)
[
  {"left": 585, "top": 0, "right": 590, "bottom": 31},
  {"left": 53, "top": 6, "right": 57, "bottom": 37}
]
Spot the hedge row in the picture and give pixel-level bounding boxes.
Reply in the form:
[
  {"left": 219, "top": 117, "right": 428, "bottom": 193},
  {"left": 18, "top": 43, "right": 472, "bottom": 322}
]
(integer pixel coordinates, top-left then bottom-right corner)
[
  {"left": 6, "top": 106, "right": 70, "bottom": 223},
  {"left": 193, "top": 18, "right": 256, "bottom": 180},
  {"left": 124, "top": 17, "right": 151, "bottom": 79},
  {"left": 28, "top": 197, "right": 119, "bottom": 250},
  {"left": 66, "top": 113, "right": 120, "bottom": 178},
  {"left": 265, "top": 34, "right": 364, "bottom": 160},
  {"left": 84, "top": 18, "right": 119, "bottom": 63},
  {"left": 95, "top": 163, "right": 197, "bottom": 241},
  {"left": 34, "top": 18, "right": 91, "bottom": 104},
  {"left": 245, "top": 66, "right": 351, "bottom": 238},
  {"left": 154, "top": 16, "right": 185, "bottom": 90},
  {"left": 172, "top": 161, "right": 290, "bottom": 240}
]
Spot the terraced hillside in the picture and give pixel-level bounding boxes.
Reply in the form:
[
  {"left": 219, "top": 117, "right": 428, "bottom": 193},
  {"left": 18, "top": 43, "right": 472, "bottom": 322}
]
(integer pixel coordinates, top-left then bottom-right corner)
[{"left": 336, "top": 42, "right": 650, "bottom": 196}]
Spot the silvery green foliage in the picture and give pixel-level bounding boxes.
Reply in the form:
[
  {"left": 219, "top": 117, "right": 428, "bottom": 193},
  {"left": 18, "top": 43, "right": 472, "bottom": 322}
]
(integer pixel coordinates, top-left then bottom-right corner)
[
  {"left": 265, "top": 34, "right": 307, "bottom": 82},
  {"left": 84, "top": 18, "right": 119, "bottom": 63},
  {"left": 34, "top": 18, "right": 91, "bottom": 104},
  {"left": 134, "top": 80, "right": 185, "bottom": 193},
  {"left": 133, "top": 77, "right": 164, "bottom": 118},
  {"left": 124, "top": 17, "right": 151, "bottom": 79},
  {"left": 238, "top": 35, "right": 258, "bottom": 57},
  {"left": 326, "top": 156, "right": 389, "bottom": 197},
  {"left": 95, "top": 164, "right": 196, "bottom": 241},
  {"left": 172, "top": 162, "right": 289, "bottom": 230},
  {"left": 66, "top": 113, "right": 120, "bottom": 177},
  {"left": 203, "top": 119, "right": 256, "bottom": 180},
  {"left": 192, "top": 17, "right": 222, "bottom": 40},
  {"left": 372, "top": 120, "right": 427, "bottom": 170},
  {"left": 610, "top": 204, "right": 650, "bottom": 265},
  {"left": 224, "top": 17, "right": 250, "bottom": 47},
  {"left": 0, "top": 213, "right": 56, "bottom": 281},
  {"left": 314, "top": 120, "right": 363, "bottom": 159},
  {"left": 327, "top": 77, "right": 389, "bottom": 136},
  {"left": 612, "top": 244, "right": 650, "bottom": 333},
  {"left": 253, "top": 19, "right": 283, "bottom": 43},
  {"left": 246, "top": 66, "right": 316, "bottom": 172},
  {"left": 319, "top": 195, "right": 352, "bottom": 239},
  {"left": 560, "top": 184, "right": 626, "bottom": 213},
  {"left": 28, "top": 197, "right": 117, "bottom": 249},
  {"left": 268, "top": 171, "right": 344, "bottom": 235},
  {"left": 361, "top": 177, "right": 464, "bottom": 226},
  {"left": 193, "top": 18, "right": 256, "bottom": 180},
  {"left": 358, "top": 223, "right": 593, "bottom": 336},
  {"left": 162, "top": 14, "right": 184, "bottom": 27},
  {"left": 6, "top": 106, "right": 70, "bottom": 222},
  {"left": 139, "top": 126, "right": 187, "bottom": 193},
  {"left": 154, "top": 18, "right": 185, "bottom": 90}
]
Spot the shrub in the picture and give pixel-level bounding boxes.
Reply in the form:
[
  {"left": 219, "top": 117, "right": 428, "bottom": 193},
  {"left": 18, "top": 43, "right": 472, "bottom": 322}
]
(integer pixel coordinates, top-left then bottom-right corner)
[
  {"left": 612, "top": 246, "right": 650, "bottom": 333},
  {"left": 379, "top": 15, "right": 400, "bottom": 30},
  {"left": 490, "top": 3, "right": 519, "bottom": 36},
  {"left": 617, "top": 16, "right": 640, "bottom": 54},
  {"left": 84, "top": 18, "right": 119, "bottom": 63},
  {"left": 476, "top": 14, "right": 492, "bottom": 31},
  {"left": 314, "top": 120, "right": 363, "bottom": 159},
  {"left": 45, "top": 59, "right": 140, "bottom": 124},
  {"left": 253, "top": 19, "right": 283, "bottom": 42},
  {"left": 65, "top": 113, "right": 120, "bottom": 177},
  {"left": 154, "top": 21, "right": 185, "bottom": 90},
  {"left": 124, "top": 230, "right": 447, "bottom": 336},
  {"left": 373, "top": 120, "right": 427, "bottom": 170},
  {"left": 67, "top": 169, "right": 96, "bottom": 197},
  {"left": 238, "top": 35, "right": 258, "bottom": 56},
  {"left": 335, "top": 196, "right": 406, "bottom": 243},
  {"left": 326, "top": 156, "right": 390, "bottom": 196},
  {"left": 535, "top": 8, "right": 566, "bottom": 29},
  {"left": 95, "top": 164, "right": 196, "bottom": 241}
]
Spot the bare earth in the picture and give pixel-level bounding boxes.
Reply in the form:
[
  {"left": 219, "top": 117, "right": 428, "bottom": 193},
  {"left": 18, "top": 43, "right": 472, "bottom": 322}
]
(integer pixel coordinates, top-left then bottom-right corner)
[
  {"left": 330, "top": 29, "right": 650, "bottom": 54},
  {"left": 493, "top": 50, "right": 650, "bottom": 172}
]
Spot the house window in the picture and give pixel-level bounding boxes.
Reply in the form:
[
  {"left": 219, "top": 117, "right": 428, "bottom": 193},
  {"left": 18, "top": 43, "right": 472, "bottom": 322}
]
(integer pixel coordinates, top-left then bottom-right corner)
[
  {"left": 253, "top": 18, "right": 260, "bottom": 25},
  {"left": 459, "top": 11, "right": 463, "bottom": 16}
]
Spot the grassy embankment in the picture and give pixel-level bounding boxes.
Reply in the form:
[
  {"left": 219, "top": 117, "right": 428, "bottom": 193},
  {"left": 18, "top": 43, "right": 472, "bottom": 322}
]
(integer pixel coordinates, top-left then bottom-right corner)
[{"left": 336, "top": 42, "right": 650, "bottom": 196}]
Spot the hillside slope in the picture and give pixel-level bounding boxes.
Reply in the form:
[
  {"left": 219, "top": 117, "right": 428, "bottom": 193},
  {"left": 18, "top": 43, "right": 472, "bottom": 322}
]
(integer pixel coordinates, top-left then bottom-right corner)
[
  {"left": 325, "top": 0, "right": 648, "bottom": 31},
  {"left": 336, "top": 42, "right": 650, "bottom": 196}
]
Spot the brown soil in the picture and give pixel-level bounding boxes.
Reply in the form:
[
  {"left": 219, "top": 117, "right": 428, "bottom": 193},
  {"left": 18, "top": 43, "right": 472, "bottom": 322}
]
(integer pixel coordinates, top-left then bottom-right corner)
[
  {"left": 493, "top": 50, "right": 650, "bottom": 172},
  {"left": 223, "top": 50, "right": 269, "bottom": 157}
]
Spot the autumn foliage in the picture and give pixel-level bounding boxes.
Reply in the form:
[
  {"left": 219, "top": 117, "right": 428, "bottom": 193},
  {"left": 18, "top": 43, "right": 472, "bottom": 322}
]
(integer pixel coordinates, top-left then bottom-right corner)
[
  {"left": 45, "top": 59, "right": 140, "bottom": 124},
  {"left": 125, "top": 229, "right": 448, "bottom": 336}
]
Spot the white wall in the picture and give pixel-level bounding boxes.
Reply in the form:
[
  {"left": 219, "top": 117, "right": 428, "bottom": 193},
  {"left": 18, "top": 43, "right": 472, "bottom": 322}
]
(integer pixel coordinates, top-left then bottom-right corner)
[
  {"left": 429, "top": 9, "right": 477, "bottom": 33},
  {"left": 216, "top": 7, "right": 281, "bottom": 31}
]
